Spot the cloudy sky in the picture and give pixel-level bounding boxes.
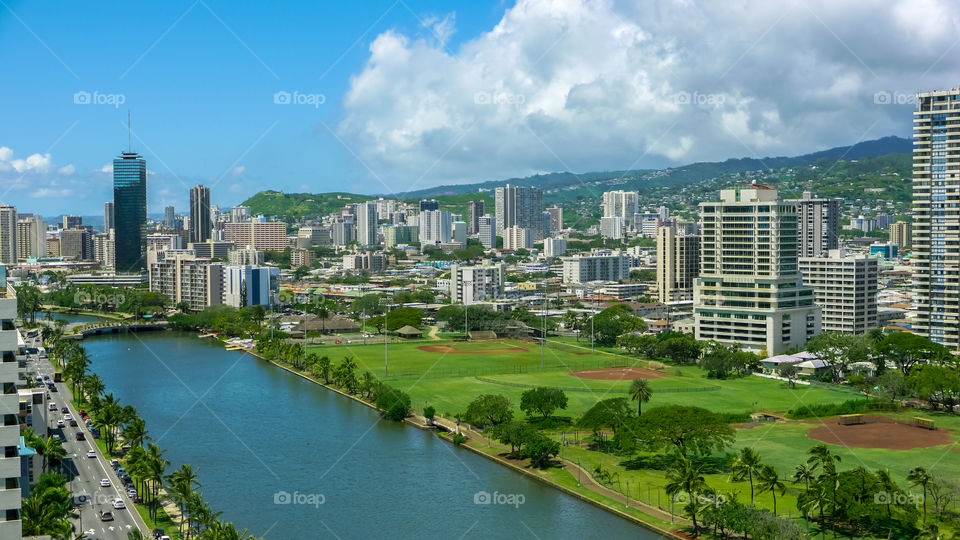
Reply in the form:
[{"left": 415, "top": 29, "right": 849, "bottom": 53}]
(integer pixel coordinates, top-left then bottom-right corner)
[{"left": 1, "top": 0, "right": 958, "bottom": 214}]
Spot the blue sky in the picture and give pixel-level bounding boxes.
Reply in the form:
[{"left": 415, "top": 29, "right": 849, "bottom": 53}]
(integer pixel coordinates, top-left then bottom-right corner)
[{"left": 1, "top": 0, "right": 957, "bottom": 214}]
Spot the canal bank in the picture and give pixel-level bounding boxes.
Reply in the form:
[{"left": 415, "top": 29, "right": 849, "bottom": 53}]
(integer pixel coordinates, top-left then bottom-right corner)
[{"left": 83, "top": 331, "right": 663, "bottom": 539}]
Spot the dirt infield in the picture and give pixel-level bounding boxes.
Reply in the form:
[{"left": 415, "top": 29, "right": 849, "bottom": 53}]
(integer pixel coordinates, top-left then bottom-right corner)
[
  {"left": 807, "top": 416, "right": 953, "bottom": 450},
  {"left": 417, "top": 344, "right": 530, "bottom": 354},
  {"left": 569, "top": 367, "right": 670, "bottom": 380}
]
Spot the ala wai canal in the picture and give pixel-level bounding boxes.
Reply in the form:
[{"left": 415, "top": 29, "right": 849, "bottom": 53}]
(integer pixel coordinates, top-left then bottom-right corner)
[{"left": 82, "top": 331, "right": 661, "bottom": 539}]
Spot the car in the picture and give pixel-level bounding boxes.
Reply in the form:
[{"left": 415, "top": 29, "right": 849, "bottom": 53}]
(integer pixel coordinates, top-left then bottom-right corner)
[
  {"left": 335, "top": 340, "right": 342, "bottom": 344},
  {"left": 63, "top": 413, "right": 72, "bottom": 421},
  {"left": 35, "top": 376, "right": 42, "bottom": 382},
  {"left": 75, "top": 432, "right": 85, "bottom": 441},
  {"left": 48, "top": 403, "right": 57, "bottom": 411},
  {"left": 100, "top": 479, "right": 110, "bottom": 487},
  {"left": 113, "top": 498, "right": 125, "bottom": 509},
  {"left": 70, "top": 419, "right": 78, "bottom": 427},
  {"left": 49, "top": 385, "right": 57, "bottom": 393},
  {"left": 110, "top": 459, "right": 120, "bottom": 468},
  {"left": 56, "top": 420, "right": 65, "bottom": 428},
  {"left": 61, "top": 407, "right": 68, "bottom": 413},
  {"left": 78, "top": 409, "right": 86, "bottom": 415},
  {"left": 98, "top": 510, "right": 113, "bottom": 521},
  {"left": 127, "top": 488, "right": 137, "bottom": 497},
  {"left": 43, "top": 375, "right": 49, "bottom": 381},
  {"left": 87, "top": 450, "right": 96, "bottom": 458}
]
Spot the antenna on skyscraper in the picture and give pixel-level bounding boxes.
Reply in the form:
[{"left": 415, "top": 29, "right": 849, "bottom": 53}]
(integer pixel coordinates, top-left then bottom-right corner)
[{"left": 128, "top": 111, "right": 131, "bottom": 153}]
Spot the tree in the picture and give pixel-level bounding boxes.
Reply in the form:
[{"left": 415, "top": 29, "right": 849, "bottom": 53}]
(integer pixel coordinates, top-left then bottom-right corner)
[
  {"left": 665, "top": 455, "right": 709, "bottom": 535},
  {"left": 757, "top": 464, "right": 785, "bottom": 514},
  {"left": 907, "top": 364, "right": 960, "bottom": 410},
  {"left": 375, "top": 385, "right": 411, "bottom": 421},
  {"left": 628, "top": 379, "right": 653, "bottom": 416},
  {"left": 635, "top": 405, "right": 735, "bottom": 457},
  {"left": 730, "top": 447, "right": 764, "bottom": 505},
  {"left": 519, "top": 387, "right": 568, "bottom": 419},
  {"left": 176, "top": 301, "right": 191, "bottom": 313},
  {"left": 577, "top": 398, "right": 634, "bottom": 451},
  {"left": 521, "top": 432, "right": 560, "bottom": 469},
  {"left": 875, "top": 332, "right": 949, "bottom": 375},
  {"left": 806, "top": 332, "right": 872, "bottom": 383},
  {"left": 464, "top": 394, "right": 513, "bottom": 428},
  {"left": 592, "top": 304, "right": 646, "bottom": 346},
  {"left": 490, "top": 420, "right": 536, "bottom": 455},
  {"left": 907, "top": 466, "right": 932, "bottom": 523},
  {"left": 776, "top": 363, "right": 798, "bottom": 388},
  {"left": 793, "top": 463, "right": 816, "bottom": 493},
  {"left": 617, "top": 333, "right": 656, "bottom": 355}
]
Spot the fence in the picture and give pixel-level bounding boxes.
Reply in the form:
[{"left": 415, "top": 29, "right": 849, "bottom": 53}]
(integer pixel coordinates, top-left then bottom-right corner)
[
  {"left": 473, "top": 376, "right": 721, "bottom": 394},
  {"left": 384, "top": 358, "right": 632, "bottom": 380}
]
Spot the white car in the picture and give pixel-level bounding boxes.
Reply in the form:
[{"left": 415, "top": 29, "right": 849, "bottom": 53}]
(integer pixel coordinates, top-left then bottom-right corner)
[
  {"left": 64, "top": 413, "right": 72, "bottom": 421},
  {"left": 87, "top": 450, "right": 96, "bottom": 458},
  {"left": 56, "top": 420, "right": 65, "bottom": 428},
  {"left": 100, "top": 479, "right": 110, "bottom": 487},
  {"left": 113, "top": 498, "right": 125, "bottom": 509}
]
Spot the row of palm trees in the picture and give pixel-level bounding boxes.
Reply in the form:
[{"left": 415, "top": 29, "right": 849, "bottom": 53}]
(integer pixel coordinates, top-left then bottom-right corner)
[{"left": 21, "top": 473, "right": 77, "bottom": 540}]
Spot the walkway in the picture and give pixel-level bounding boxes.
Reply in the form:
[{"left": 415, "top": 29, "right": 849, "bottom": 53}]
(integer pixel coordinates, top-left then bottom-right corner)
[{"left": 426, "top": 325, "right": 441, "bottom": 340}]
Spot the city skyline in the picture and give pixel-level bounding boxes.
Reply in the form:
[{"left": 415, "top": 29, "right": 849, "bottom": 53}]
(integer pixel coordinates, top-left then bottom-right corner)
[{"left": 2, "top": 0, "right": 958, "bottom": 214}]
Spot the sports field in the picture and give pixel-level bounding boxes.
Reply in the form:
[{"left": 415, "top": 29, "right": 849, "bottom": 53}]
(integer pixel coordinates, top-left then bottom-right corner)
[{"left": 307, "top": 338, "right": 859, "bottom": 417}]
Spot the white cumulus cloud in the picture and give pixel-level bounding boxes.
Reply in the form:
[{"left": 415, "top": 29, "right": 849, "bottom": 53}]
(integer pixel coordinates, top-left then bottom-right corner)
[{"left": 338, "top": 0, "right": 960, "bottom": 191}]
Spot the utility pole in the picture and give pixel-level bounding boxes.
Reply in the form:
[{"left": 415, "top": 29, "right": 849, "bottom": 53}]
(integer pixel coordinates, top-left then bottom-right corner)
[{"left": 384, "top": 305, "right": 388, "bottom": 377}]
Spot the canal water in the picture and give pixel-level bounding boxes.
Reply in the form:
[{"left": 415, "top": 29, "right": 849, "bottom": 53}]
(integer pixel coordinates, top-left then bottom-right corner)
[
  {"left": 32, "top": 312, "right": 108, "bottom": 324},
  {"left": 83, "top": 331, "right": 662, "bottom": 540}
]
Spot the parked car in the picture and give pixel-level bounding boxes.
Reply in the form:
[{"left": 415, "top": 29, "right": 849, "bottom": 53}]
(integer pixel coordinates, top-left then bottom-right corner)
[
  {"left": 110, "top": 459, "right": 120, "bottom": 469},
  {"left": 99, "top": 510, "right": 113, "bottom": 521},
  {"left": 78, "top": 409, "right": 86, "bottom": 416}
]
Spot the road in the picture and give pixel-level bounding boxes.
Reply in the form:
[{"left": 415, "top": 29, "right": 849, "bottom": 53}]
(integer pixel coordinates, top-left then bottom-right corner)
[{"left": 26, "top": 332, "right": 151, "bottom": 540}]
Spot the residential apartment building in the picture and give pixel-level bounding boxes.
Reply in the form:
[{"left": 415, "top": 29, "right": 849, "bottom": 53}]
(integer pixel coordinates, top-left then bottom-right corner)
[
  {"left": 189, "top": 184, "right": 212, "bottom": 244},
  {"left": 601, "top": 190, "right": 639, "bottom": 227},
  {"left": 383, "top": 224, "right": 418, "bottom": 249},
  {"left": 164, "top": 205, "right": 176, "bottom": 228},
  {"left": 146, "top": 233, "right": 184, "bottom": 252},
  {"left": 890, "top": 220, "right": 912, "bottom": 250},
  {"left": 544, "top": 237, "right": 567, "bottom": 258},
  {"left": 0, "top": 269, "right": 22, "bottom": 538},
  {"left": 61, "top": 227, "right": 94, "bottom": 261},
  {"left": 694, "top": 185, "right": 821, "bottom": 355},
  {"left": 419, "top": 210, "right": 452, "bottom": 245},
  {"left": 223, "top": 222, "right": 287, "bottom": 252},
  {"left": 93, "top": 232, "right": 115, "bottom": 270},
  {"left": 343, "top": 253, "right": 386, "bottom": 273},
  {"left": 223, "top": 265, "right": 279, "bottom": 308},
  {"left": 188, "top": 241, "right": 235, "bottom": 259},
  {"left": 478, "top": 215, "right": 496, "bottom": 249},
  {"left": 149, "top": 253, "right": 224, "bottom": 311},
  {"left": 467, "top": 200, "right": 485, "bottom": 234},
  {"left": 561, "top": 252, "right": 631, "bottom": 283},
  {"left": 290, "top": 248, "right": 311, "bottom": 268},
  {"left": 298, "top": 226, "right": 331, "bottom": 247},
  {"left": 912, "top": 88, "right": 960, "bottom": 347},
  {"left": 495, "top": 184, "right": 543, "bottom": 238},
  {"left": 450, "top": 263, "right": 506, "bottom": 305},
  {"left": 656, "top": 226, "right": 700, "bottom": 302},
  {"left": 356, "top": 201, "right": 378, "bottom": 247},
  {"left": 799, "top": 249, "right": 879, "bottom": 334},
  {"left": 786, "top": 191, "right": 841, "bottom": 257},
  {"left": 547, "top": 207, "right": 563, "bottom": 234},
  {"left": 0, "top": 206, "right": 16, "bottom": 265},
  {"left": 229, "top": 246, "right": 265, "bottom": 266},
  {"left": 503, "top": 226, "right": 534, "bottom": 250},
  {"left": 599, "top": 216, "right": 623, "bottom": 239},
  {"left": 230, "top": 205, "right": 251, "bottom": 223},
  {"left": 15, "top": 214, "right": 44, "bottom": 261}
]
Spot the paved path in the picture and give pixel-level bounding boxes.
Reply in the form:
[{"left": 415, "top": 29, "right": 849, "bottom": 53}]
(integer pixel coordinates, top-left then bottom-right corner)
[{"left": 426, "top": 326, "right": 441, "bottom": 340}]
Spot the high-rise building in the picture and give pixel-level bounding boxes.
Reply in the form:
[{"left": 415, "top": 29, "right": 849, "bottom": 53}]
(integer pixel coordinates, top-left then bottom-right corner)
[
  {"left": 786, "top": 191, "right": 841, "bottom": 257},
  {"left": 223, "top": 265, "right": 279, "bottom": 308},
  {"left": 146, "top": 233, "right": 184, "bottom": 252},
  {"left": 452, "top": 221, "right": 467, "bottom": 246},
  {"left": 450, "top": 263, "right": 506, "bottom": 305},
  {"left": 331, "top": 220, "right": 353, "bottom": 246},
  {"left": 229, "top": 246, "right": 265, "bottom": 266},
  {"left": 0, "top": 269, "right": 23, "bottom": 538},
  {"left": 223, "top": 222, "right": 287, "bottom": 251},
  {"left": 62, "top": 215, "right": 82, "bottom": 230},
  {"left": 503, "top": 226, "right": 534, "bottom": 250},
  {"left": 93, "top": 232, "right": 115, "bottom": 270},
  {"left": 113, "top": 151, "right": 147, "bottom": 272},
  {"left": 356, "top": 201, "right": 378, "bottom": 247},
  {"left": 189, "top": 184, "right": 212, "bottom": 244},
  {"left": 419, "top": 210, "right": 452, "bottom": 245},
  {"left": 61, "top": 227, "right": 94, "bottom": 261},
  {"left": 149, "top": 253, "right": 224, "bottom": 311},
  {"left": 419, "top": 199, "right": 439, "bottom": 212},
  {"left": 656, "top": 226, "right": 700, "bottom": 302},
  {"left": 494, "top": 184, "right": 543, "bottom": 239},
  {"left": 800, "top": 249, "right": 878, "bottom": 334},
  {"left": 890, "top": 221, "right": 912, "bottom": 250},
  {"left": 561, "top": 252, "right": 631, "bottom": 283},
  {"left": 547, "top": 206, "right": 563, "bottom": 234},
  {"left": 544, "top": 237, "right": 567, "bottom": 258},
  {"left": 0, "top": 205, "right": 17, "bottom": 264},
  {"left": 16, "top": 214, "right": 44, "bottom": 260},
  {"left": 467, "top": 200, "right": 485, "bottom": 235},
  {"left": 912, "top": 88, "right": 960, "bottom": 348},
  {"left": 104, "top": 201, "right": 114, "bottom": 232},
  {"left": 342, "top": 252, "right": 387, "bottom": 273},
  {"left": 599, "top": 216, "right": 623, "bottom": 239},
  {"left": 230, "top": 205, "right": 251, "bottom": 223},
  {"left": 601, "top": 190, "right": 639, "bottom": 226},
  {"left": 383, "top": 225, "right": 418, "bottom": 249},
  {"left": 694, "top": 185, "right": 821, "bottom": 354},
  {"left": 164, "top": 205, "right": 176, "bottom": 228},
  {"left": 478, "top": 215, "right": 496, "bottom": 249}
]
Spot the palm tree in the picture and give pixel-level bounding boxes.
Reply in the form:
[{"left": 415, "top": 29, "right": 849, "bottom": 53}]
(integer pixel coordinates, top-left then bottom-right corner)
[
  {"left": 907, "top": 466, "right": 932, "bottom": 523},
  {"left": 43, "top": 436, "right": 67, "bottom": 473},
  {"left": 628, "top": 378, "right": 653, "bottom": 416},
  {"left": 793, "top": 463, "right": 817, "bottom": 492},
  {"left": 146, "top": 443, "right": 170, "bottom": 521},
  {"left": 128, "top": 530, "right": 147, "bottom": 540},
  {"left": 875, "top": 469, "right": 896, "bottom": 517},
  {"left": 664, "top": 455, "right": 708, "bottom": 535},
  {"left": 123, "top": 417, "right": 150, "bottom": 448},
  {"left": 167, "top": 463, "right": 201, "bottom": 538},
  {"left": 315, "top": 356, "right": 332, "bottom": 384},
  {"left": 757, "top": 464, "right": 785, "bottom": 514},
  {"left": 807, "top": 443, "right": 840, "bottom": 470},
  {"left": 730, "top": 447, "right": 763, "bottom": 505}
]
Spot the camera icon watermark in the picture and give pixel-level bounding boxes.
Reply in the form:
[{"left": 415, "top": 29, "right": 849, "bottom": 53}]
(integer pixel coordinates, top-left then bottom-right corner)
[
  {"left": 673, "top": 91, "right": 725, "bottom": 108},
  {"left": 273, "top": 490, "right": 325, "bottom": 508},
  {"left": 74, "top": 290, "right": 125, "bottom": 309},
  {"left": 474, "top": 490, "right": 525, "bottom": 508},
  {"left": 874, "top": 491, "right": 923, "bottom": 507},
  {"left": 474, "top": 91, "right": 525, "bottom": 106},
  {"left": 873, "top": 91, "right": 916, "bottom": 106},
  {"left": 274, "top": 91, "right": 325, "bottom": 108},
  {"left": 73, "top": 90, "right": 126, "bottom": 109}
]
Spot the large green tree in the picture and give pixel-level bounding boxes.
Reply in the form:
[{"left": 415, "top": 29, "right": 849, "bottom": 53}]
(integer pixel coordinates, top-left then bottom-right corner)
[
  {"left": 634, "top": 405, "right": 735, "bottom": 457},
  {"left": 519, "top": 387, "right": 568, "bottom": 419},
  {"left": 464, "top": 394, "right": 513, "bottom": 428}
]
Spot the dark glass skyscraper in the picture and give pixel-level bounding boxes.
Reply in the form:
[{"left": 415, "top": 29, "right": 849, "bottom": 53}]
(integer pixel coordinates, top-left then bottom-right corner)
[
  {"left": 189, "top": 184, "right": 211, "bottom": 243},
  {"left": 113, "top": 152, "right": 147, "bottom": 272}
]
